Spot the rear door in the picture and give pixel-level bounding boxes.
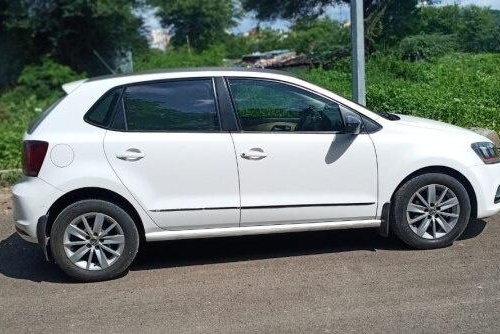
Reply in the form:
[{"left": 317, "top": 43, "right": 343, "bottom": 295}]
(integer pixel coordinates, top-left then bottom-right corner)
[
  {"left": 226, "top": 78, "right": 378, "bottom": 226},
  {"left": 104, "top": 78, "right": 240, "bottom": 230}
]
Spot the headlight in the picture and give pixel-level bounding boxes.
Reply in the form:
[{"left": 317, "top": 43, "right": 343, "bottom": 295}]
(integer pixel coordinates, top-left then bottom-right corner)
[{"left": 471, "top": 142, "right": 500, "bottom": 164}]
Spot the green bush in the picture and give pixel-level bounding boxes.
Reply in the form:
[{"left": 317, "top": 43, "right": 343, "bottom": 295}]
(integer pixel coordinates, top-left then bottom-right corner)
[
  {"left": 0, "top": 58, "right": 83, "bottom": 170},
  {"left": 301, "top": 53, "right": 500, "bottom": 133},
  {"left": 413, "top": 5, "right": 500, "bottom": 53},
  {"left": 134, "top": 46, "right": 226, "bottom": 71},
  {"left": 458, "top": 6, "right": 500, "bottom": 53},
  {"left": 288, "top": 19, "right": 350, "bottom": 67},
  {"left": 0, "top": 52, "right": 499, "bottom": 172},
  {"left": 17, "top": 57, "right": 85, "bottom": 99},
  {"left": 398, "top": 34, "right": 458, "bottom": 61}
]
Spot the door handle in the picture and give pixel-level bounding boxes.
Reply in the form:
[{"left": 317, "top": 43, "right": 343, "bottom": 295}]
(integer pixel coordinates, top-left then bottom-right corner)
[
  {"left": 241, "top": 148, "right": 267, "bottom": 160},
  {"left": 116, "top": 148, "right": 145, "bottom": 161}
]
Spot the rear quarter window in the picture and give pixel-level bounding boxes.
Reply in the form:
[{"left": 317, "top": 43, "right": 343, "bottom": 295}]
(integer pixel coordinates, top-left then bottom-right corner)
[{"left": 84, "top": 87, "right": 122, "bottom": 127}]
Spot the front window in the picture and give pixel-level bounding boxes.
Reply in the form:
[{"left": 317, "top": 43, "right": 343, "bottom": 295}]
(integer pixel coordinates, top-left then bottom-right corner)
[{"left": 227, "top": 78, "right": 344, "bottom": 132}]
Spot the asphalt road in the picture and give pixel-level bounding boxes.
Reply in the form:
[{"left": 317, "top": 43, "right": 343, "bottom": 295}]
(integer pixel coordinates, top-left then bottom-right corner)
[{"left": 1, "top": 187, "right": 500, "bottom": 333}]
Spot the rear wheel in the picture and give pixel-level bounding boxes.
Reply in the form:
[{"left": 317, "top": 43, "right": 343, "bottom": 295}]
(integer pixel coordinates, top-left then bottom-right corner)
[
  {"left": 50, "top": 199, "right": 139, "bottom": 281},
  {"left": 391, "top": 173, "right": 471, "bottom": 249}
]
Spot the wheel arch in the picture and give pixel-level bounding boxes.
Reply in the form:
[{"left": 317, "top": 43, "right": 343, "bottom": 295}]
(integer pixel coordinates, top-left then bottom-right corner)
[
  {"left": 45, "top": 187, "right": 146, "bottom": 242},
  {"left": 391, "top": 166, "right": 478, "bottom": 219}
]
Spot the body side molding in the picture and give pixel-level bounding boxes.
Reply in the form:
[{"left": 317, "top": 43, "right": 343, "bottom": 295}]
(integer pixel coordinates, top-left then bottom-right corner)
[{"left": 145, "top": 219, "right": 381, "bottom": 241}]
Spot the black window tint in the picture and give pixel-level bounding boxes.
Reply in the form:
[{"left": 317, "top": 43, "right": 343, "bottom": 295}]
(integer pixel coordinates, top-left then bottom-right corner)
[
  {"left": 228, "top": 79, "right": 344, "bottom": 132},
  {"left": 86, "top": 88, "right": 121, "bottom": 126},
  {"left": 123, "top": 79, "right": 219, "bottom": 131}
]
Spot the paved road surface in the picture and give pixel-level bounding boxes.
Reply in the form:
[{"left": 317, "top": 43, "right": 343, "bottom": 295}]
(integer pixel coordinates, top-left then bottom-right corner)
[{"left": 1, "top": 187, "right": 499, "bottom": 333}]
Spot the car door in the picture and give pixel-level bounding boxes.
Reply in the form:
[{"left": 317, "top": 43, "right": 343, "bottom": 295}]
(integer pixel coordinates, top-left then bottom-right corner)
[
  {"left": 104, "top": 78, "right": 240, "bottom": 230},
  {"left": 226, "top": 77, "right": 378, "bottom": 226}
]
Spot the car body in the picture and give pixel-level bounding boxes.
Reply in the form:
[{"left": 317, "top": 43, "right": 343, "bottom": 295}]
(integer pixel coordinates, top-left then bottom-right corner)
[{"left": 12, "top": 68, "right": 500, "bottom": 281}]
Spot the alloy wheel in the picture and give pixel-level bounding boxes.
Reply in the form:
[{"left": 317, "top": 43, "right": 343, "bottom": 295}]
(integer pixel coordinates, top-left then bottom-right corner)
[
  {"left": 63, "top": 213, "right": 125, "bottom": 270},
  {"left": 406, "top": 184, "right": 461, "bottom": 239}
]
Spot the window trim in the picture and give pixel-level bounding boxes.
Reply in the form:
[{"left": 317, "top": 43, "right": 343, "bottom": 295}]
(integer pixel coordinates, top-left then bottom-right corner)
[
  {"left": 224, "top": 77, "right": 382, "bottom": 134},
  {"left": 83, "top": 87, "right": 124, "bottom": 129},
  {"left": 85, "top": 77, "right": 224, "bottom": 133}
]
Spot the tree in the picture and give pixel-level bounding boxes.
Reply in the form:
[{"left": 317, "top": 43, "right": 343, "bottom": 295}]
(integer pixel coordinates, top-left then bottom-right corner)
[
  {"left": 1, "top": 0, "right": 146, "bottom": 77},
  {"left": 241, "top": 0, "right": 441, "bottom": 49},
  {"left": 288, "top": 18, "right": 349, "bottom": 65},
  {"left": 458, "top": 6, "right": 500, "bottom": 52},
  {"left": 151, "top": 0, "right": 239, "bottom": 50},
  {"left": 412, "top": 5, "right": 500, "bottom": 52}
]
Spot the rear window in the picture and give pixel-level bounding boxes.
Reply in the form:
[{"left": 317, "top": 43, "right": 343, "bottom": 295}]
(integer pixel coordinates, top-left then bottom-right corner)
[
  {"left": 122, "top": 79, "right": 220, "bottom": 132},
  {"left": 27, "top": 97, "right": 64, "bottom": 134},
  {"left": 85, "top": 88, "right": 122, "bottom": 127}
]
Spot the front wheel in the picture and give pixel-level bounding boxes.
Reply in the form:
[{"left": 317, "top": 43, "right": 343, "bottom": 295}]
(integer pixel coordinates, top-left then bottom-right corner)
[
  {"left": 50, "top": 199, "right": 139, "bottom": 281},
  {"left": 391, "top": 173, "right": 471, "bottom": 249}
]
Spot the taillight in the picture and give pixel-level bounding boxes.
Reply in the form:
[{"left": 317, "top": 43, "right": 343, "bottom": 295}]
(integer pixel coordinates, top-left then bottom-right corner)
[{"left": 22, "top": 140, "right": 49, "bottom": 177}]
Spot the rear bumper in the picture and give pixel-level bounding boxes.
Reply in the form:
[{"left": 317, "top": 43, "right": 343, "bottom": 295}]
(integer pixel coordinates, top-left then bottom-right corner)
[
  {"left": 12, "top": 177, "right": 62, "bottom": 243},
  {"left": 467, "top": 163, "right": 500, "bottom": 219}
]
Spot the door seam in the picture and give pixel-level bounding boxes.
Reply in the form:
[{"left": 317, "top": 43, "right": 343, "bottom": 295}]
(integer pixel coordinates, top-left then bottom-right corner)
[{"left": 229, "top": 132, "right": 243, "bottom": 227}]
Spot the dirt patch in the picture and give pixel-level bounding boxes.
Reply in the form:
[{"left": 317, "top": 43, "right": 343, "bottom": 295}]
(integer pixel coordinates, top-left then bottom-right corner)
[{"left": 0, "top": 187, "right": 11, "bottom": 216}]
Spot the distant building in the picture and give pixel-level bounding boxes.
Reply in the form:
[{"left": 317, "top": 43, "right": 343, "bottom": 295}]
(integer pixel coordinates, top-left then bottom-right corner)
[{"left": 148, "top": 29, "right": 171, "bottom": 50}]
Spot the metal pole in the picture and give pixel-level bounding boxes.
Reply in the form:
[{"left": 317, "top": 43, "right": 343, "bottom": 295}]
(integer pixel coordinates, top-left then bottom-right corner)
[{"left": 350, "top": 0, "right": 366, "bottom": 105}]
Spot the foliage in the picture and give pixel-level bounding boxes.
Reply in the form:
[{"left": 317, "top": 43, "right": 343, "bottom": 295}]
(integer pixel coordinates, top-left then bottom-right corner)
[
  {"left": 1, "top": 53, "right": 498, "bottom": 172},
  {"left": 457, "top": 6, "right": 500, "bottom": 52},
  {"left": 151, "top": 0, "right": 239, "bottom": 50},
  {"left": 413, "top": 5, "right": 500, "bottom": 53},
  {"left": 241, "top": 0, "right": 441, "bottom": 49},
  {"left": 0, "top": 59, "right": 79, "bottom": 169},
  {"left": 0, "top": 0, "right": 146, "bottom": 78},
  {"left": 302, "top": 53, "right": 500, "bottom": 133},
  {"left": 397, "top": 34, "right": 458, "bottom": 61},
  {"left": 223, "top": 28, "right": 291, "bottom": 59},
  {"left": 288, "top": 18, "right": 349, "bottom": 66},
  {"left": 17, "top": 58, "right": 85, "bottom": 99},
  {"left": 0, "top": 169, "right": 21, "bottom": 187},
  {"left": 134, "top": 46, "right": 226, "bottom": 70}
]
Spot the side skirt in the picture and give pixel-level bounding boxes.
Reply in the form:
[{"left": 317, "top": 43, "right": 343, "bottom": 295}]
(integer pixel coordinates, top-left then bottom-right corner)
[{"left": 145, "top": 219, "right": 381, "bottom": 242}]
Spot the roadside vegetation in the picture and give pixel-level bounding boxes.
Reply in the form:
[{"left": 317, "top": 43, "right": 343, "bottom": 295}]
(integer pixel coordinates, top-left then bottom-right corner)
[{"left": 0, "top": 1, "right": 499, "bottom": 171}]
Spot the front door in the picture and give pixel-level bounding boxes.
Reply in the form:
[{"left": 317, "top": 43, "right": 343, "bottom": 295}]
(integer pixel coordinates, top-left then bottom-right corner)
[
  {"left": 226, "top": 78, "right": 378, "bottom": 226},
  {"left": 104, "top": 78, "right": 240, "bottom": 230}
]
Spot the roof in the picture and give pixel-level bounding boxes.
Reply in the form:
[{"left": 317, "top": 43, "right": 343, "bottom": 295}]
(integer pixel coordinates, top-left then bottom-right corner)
[{"left": 85, "top": 67, "right": 297, "bottom": 83}]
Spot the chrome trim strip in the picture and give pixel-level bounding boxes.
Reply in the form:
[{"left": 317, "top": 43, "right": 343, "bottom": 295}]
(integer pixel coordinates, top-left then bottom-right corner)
[
  {"left": 145, "top": 219, "right": 381, "bottom": 241},
  {"left": 150, "top": 202, "right": 375, "bottom": 213}
]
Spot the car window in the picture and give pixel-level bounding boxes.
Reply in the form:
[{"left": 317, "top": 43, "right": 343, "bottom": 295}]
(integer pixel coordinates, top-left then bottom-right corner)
[
  {"left": 85, "top": 88, "right": 122, "bottom": 127},
  {"left": 227, "top": 79, "right": 344, "bottom": 132},
  {"left": 123, "top": 79, "right": 219, "bottom": 132}
]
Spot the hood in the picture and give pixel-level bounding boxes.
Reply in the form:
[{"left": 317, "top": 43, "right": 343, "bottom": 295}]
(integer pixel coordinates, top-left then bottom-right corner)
[{"left": 393, "top": 114, "right": 490, "bottom": 143}]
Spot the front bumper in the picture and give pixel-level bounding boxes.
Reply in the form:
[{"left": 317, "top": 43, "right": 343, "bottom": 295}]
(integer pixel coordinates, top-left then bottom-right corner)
[
  {"left": 12, "top": 177, "right": 62, "bottom": 243},
  {"left": 467, "top": 163, "right": 500, "bottom": 219}
]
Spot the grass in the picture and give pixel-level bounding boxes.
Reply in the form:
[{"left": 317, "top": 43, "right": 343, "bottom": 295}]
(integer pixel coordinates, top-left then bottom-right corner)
[
  {"left": 302, "top": 53, "right": 500, "bottom": 132},
  {"left": 0, "top": 52, "right": 498, "bottom": 172}
]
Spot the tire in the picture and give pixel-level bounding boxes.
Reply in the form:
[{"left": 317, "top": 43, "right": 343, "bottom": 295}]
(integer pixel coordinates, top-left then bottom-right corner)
[
  {"left": 50, "top": 199, "right": 140, "bottom": 282},
  {"left": 391, "top": 173, "right": 471, "bottom": 249}
]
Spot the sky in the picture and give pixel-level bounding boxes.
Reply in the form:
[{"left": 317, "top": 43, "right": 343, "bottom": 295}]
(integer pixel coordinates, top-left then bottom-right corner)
[{"left": 144, "top": 0, "right": 500, "bottom": 34}]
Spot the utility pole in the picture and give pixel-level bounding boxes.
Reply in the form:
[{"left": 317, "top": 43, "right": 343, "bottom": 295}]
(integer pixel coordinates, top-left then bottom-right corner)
[{"left": 350, "top": 0, "right": 366, "bottom": 105}]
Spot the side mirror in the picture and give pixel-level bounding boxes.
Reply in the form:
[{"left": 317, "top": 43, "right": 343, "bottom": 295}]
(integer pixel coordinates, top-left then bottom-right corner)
[{"left": 344, "top": 114, "right": 362, "bottom": 135}]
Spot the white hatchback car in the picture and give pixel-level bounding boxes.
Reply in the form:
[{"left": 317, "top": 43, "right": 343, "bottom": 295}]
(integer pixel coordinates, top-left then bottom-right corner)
[{"left": 12, "top": 68, "right": 500, "bottom": 281}]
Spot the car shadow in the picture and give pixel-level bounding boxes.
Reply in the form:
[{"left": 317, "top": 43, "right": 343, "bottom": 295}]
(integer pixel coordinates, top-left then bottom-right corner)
[
  {"left": 132, "top": 218, "right": 487, "bottom": 271},
  {"left": 0, "top": 233, "right": 68, "bottom": 283},
  {"left": 0, "top": 219, "right": 487, "bottom": 283}
]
